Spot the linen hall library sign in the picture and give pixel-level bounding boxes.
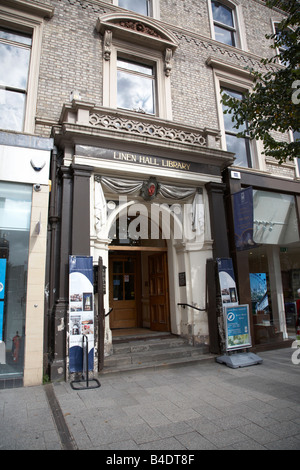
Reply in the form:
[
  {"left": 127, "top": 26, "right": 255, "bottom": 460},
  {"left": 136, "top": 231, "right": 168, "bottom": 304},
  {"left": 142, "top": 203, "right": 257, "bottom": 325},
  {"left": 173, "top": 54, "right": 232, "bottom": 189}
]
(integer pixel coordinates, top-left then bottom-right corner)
[{"left": 75, "top": 145, "right": 221, "bottom": 176}]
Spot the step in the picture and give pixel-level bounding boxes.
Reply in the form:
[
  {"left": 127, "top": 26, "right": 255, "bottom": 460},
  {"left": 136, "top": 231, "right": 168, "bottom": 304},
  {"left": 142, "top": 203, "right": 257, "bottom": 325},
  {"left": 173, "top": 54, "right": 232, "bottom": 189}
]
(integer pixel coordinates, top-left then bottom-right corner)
[{"left": 102, "top": 335, "right": 215, "bottom": 374}]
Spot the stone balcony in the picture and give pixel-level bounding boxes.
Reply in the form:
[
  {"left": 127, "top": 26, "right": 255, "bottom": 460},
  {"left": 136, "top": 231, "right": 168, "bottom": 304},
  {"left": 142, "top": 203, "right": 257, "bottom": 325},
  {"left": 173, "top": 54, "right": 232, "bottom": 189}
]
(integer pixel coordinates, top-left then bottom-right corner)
[{"left": 52, "top": 99, "right": 234, "bottom": 171}]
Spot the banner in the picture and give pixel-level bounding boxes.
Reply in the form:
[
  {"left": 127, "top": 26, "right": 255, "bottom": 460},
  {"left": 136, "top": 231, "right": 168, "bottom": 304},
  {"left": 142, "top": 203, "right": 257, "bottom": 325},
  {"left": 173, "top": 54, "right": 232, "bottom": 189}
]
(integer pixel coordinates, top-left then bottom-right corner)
[
  {"left": 0, "top": 259, "right": 7, "bottom": 342},
  {"left": 69, "top": 256, "right": 94, "bottom": 373},
  {"left": 233, "top": 187, "right": 257, "bottom": 251},
  {"left": 217, "top": 258, "right": 238, "bottom": 307},
  {"left": 224, "top": 304, "right": 251, "bottom": 351}
]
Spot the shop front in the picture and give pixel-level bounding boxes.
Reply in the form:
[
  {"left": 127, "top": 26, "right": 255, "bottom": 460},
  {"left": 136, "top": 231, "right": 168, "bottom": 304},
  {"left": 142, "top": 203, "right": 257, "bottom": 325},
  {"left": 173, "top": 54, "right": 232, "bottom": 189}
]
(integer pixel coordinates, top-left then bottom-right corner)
[
  {"left": 224, "top": 169, "right": 300, "bottom": 351},
  {"left": 0, "top": 132, "right": 53, "bottom": 387},
  {"left": 48, "top": 101, "right": 234, "bottom": 380}
]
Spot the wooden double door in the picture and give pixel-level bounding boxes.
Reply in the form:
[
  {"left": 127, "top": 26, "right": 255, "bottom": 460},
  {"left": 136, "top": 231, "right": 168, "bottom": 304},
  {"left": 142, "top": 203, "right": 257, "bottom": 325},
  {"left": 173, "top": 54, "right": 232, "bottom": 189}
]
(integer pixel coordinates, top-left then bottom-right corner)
[{"left": 109, "top": 251, "right": 170, "bottom": 332}]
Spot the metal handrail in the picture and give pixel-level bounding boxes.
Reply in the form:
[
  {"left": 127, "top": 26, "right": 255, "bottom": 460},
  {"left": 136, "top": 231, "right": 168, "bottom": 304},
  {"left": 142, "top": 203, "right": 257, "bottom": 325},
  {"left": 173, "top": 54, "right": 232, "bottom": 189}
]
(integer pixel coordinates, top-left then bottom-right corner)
[{"left": 177, "top": 303, "right": 206, "bottom": 312}]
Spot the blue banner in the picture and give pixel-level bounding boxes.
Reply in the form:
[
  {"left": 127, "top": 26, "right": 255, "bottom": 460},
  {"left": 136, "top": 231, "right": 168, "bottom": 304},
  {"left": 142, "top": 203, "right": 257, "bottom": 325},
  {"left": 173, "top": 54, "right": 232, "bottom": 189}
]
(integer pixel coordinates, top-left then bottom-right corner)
[
  {"left": 69, "top": 256, "right": 94, "bottom": 373},
  {"left": 217, "top": 258, "right": 238, "bottom": 307},
  {"left": 0, "top": 259, "right": 7, "bottom": 341},
  {"left": 233, "top": 187, "right": 257, "bottom": 251}
]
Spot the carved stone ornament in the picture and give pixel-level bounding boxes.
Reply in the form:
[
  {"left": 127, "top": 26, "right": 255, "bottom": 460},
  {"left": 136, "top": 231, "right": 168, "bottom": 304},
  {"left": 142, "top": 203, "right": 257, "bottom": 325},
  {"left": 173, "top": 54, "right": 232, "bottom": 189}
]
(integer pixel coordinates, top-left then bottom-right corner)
[
  {"left": 116, "top": 20, "right": 162, "bottom": 39},
  {"left": 103, "top": 30, "right": 112, "bottom": 61},
  {"left": 141, "top": 177, "right": 160, "bottom": 201}
]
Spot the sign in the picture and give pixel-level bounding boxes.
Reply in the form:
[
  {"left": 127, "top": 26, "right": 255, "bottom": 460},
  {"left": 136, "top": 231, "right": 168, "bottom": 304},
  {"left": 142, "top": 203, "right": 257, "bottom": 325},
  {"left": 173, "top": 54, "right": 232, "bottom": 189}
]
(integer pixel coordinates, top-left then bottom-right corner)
[
  {"left": 233, "top": 187, "right": 257, "bottom": 251},
  {"left": 69, "top": 256, "right": 94, "bottom": 373},
  {"left": 0, "top": 259, "right": 7, "bottom": 342},
  {"left": 217, "top": 258, "right": 238, "bottom": 307},
  {"left": 224, "top": 304, "right": 251, "bottom": 351},
  {"left": 75, "top": 145, "right": 221, "bottom": 176}
]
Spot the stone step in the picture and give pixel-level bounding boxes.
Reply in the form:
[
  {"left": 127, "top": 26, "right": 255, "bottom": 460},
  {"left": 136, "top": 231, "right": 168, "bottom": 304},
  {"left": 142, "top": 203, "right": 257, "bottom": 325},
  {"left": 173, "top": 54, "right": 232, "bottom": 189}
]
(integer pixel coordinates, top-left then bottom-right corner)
[{"left": 102, "top": 334, "right": 215, "bottom": 374}]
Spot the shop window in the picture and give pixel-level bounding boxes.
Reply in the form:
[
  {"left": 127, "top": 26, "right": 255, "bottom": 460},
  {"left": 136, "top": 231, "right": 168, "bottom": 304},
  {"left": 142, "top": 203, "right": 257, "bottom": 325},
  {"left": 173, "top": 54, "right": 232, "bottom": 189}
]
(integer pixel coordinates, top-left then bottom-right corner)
[
  {"left": 249, "top": 244, "right": 300, "bottom": 345},
  {"left": 117, "top": 58, "right": 155, "bottom": 114},
  {"left": 0, "top": 182, "right": 32, "bottom": 378},
  {"left": 0, "top": 28, "right": 32, "bottom": 132},
  {"left": 221, "top": 87, "right": 252, "bottom": 168},
  {"left": 211, "top": 1, "right": 237, "bottom": 47}
]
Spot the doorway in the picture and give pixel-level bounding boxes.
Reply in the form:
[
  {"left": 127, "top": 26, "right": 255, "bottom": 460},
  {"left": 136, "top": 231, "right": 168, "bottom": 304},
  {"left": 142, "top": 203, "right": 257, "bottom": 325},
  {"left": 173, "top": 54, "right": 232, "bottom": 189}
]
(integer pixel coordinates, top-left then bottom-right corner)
[{"left": 109, "top": 249, "right": 170, "bottom": 333}]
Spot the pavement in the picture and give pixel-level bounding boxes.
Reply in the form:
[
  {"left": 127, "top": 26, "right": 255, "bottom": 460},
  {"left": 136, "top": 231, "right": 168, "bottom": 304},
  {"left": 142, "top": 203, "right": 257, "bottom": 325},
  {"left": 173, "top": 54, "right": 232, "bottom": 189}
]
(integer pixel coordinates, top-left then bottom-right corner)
[{"left": 1, "top": 346, "right": 300, "bottom": 451}]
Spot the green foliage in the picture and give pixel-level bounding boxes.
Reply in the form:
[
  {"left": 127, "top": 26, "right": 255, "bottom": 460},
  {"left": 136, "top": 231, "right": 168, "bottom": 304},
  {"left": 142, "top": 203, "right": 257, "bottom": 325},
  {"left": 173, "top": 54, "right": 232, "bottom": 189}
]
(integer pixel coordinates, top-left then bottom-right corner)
[{"left": 221, "top": 0, "right": 300, "bottom": 163}]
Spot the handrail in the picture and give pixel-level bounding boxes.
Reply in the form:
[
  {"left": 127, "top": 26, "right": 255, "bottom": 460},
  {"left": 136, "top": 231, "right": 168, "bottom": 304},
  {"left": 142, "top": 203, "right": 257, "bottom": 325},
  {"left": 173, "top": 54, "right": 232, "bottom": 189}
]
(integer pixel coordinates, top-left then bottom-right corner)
[
  {"left": 105, "top": 308, "right": 113, "bottom": 317},
  {"left": 177, "top": 303, "right": 206, "bottom": 312}
]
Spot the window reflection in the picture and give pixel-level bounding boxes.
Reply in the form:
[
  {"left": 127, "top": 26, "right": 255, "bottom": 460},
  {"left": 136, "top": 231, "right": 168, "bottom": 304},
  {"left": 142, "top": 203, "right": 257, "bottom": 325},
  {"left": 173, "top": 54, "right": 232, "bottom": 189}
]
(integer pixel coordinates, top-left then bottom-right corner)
[
  {"left": 0, "top": 28, "right": 31, "bottom": 132},
  {"left": 118, "top": 0, "right": 150, "bottom": 16},
  {"left": 117, "top": 59, "right": 155, "bottom": 114},
  {"left": 211, "top": 1, "right": 236, "bottom": 47},
  {"left": 222, "top": 88, "right": 251, "bottom": 168}
]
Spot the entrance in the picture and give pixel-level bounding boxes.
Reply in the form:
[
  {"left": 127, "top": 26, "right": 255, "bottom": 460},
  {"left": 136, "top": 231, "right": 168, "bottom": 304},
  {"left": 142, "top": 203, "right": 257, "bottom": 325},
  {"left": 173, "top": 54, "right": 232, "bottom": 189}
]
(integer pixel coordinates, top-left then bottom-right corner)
[{"left": 109, "top": 250, "right": 170, "bottom": 332}]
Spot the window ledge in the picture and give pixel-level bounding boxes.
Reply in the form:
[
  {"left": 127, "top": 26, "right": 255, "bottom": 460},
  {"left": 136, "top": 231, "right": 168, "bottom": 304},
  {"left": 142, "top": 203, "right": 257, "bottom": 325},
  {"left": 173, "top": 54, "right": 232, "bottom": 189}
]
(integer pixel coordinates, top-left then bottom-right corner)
[{"left": 1, "top": 0, "right": 54, "bottom": 18}]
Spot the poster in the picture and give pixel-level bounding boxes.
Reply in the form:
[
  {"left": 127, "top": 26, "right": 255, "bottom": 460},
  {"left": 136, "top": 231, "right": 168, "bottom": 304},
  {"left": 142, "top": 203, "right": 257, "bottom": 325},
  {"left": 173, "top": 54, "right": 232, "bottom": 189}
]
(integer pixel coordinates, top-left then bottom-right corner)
[
  {"left": 69, "top": 256, "right": 94, "bottom": 373},
  {"left": 224, "top": 304, "right": 251, "bottom": 351},
  {"left": 233, "top": 187, "right": 257, "bottom": 251},
  {"left": 217, "top": 258, "right": 238, "bottom": 307}
]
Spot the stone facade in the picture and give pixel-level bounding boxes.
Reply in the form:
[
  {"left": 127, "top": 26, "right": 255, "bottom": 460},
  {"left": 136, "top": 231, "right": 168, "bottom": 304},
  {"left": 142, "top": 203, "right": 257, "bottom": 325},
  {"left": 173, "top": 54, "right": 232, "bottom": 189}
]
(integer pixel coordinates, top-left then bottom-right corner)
[{"left": 1, "top": 0, "right": 299, "bottom": 385}]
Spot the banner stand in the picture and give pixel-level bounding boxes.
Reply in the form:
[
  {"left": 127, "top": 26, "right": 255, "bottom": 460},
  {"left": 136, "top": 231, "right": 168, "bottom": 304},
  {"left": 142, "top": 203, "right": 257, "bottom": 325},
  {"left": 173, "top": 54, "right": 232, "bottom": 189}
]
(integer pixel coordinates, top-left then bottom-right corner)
[
  {"left": 216, "top": 303, "right": 262, "bottom": 369},
  {"left": 216, "top": 351, "right": 262, "bottom": 369},
  {"left": 71, "top": 335, "right": 101, "bottom": 390},
  {"left": 215, "top": 258, "right": 262, "bottom": 369}
]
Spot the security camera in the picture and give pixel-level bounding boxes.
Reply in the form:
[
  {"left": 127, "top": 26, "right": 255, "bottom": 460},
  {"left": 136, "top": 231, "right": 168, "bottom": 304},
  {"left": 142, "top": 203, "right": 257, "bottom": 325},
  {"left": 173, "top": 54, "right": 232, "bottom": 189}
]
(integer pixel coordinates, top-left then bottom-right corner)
[{"left": 34, "top": 184, "right": 41, "bottom": 192}]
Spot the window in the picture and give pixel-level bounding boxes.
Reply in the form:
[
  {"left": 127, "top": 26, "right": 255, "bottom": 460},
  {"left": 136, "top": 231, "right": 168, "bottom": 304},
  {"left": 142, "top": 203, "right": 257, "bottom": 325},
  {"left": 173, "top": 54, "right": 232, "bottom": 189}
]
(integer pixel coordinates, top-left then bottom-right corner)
[
  {"left": 0, "top": 28, "right": 32, "bottom": 132},
  {"left": 222, "top": 88, "right": 252, "bottom": 168},
  {"left": 97, "top": 13, "right": 177, "bottom": 120},
  {"left": 117, "top": 58, "right": 155, "bottom": 114},
  {"left": 211, "top": 1, "right": 236, "bottom": 47},
  {"left": 118, "top": 0, "right": 150, "bottom": 16},
  {"left": 0, "top": 2, "right": 53, "bottom": 133}
]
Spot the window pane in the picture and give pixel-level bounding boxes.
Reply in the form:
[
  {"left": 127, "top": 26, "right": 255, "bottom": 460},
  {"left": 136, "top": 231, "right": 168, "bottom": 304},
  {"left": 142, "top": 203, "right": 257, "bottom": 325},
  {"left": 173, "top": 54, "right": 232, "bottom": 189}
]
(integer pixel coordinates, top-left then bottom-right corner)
[
  {"left": 0, "top": 89, "right": 26, "bottom": 132},
  {"left": 117, "top": 59, "right": 153, "bottom": 76},
  {"left": 125, "top": 275, "right": 135, "bottom": 300},
  {"left": 226, "top": 134, "right": 250, "bottom": 167},
  {"left": 212, "top": 1, "right": 234, "bottom": 27},
  {"left": 0, "top": 43, "right": 31, "bottom": 89},
  {"left": 117, "top": 70, "right": 154, "bottom": 114},
  {"left": 113, "top": 275, "right": 123, "bottom": 300},
  {"left": 214, "top": 25, "right": 235, "bottom": 46},
  {"left": 118, "top": 0, "right": 149, "bottom": 16},
  {"left": 0, "top": 182, "right": 32, "bottom": 378},
  {"left": 222, "top": 89, "right": 246, "bottom": 133},
  {"left": 0, "top": 28, "right": 32, "bottom": 46}
]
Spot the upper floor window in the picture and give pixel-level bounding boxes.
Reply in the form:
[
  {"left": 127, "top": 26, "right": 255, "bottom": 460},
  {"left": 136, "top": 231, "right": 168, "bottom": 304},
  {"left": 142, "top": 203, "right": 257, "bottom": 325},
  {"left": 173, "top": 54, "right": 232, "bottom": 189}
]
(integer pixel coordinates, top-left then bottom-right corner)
[
  {"left": 118, "top": 0, "right": 151, "bottom": 16},
  {"left": 117, "top": 58, "right": 155, "bottom": 114},
  {"left": 97, "top": 13, "right": 177, "bottom": 120},
  {"left": 211, "top": 1, "right": 236, "bottom": 47},
  {"left": 222, "top": 88, "right": 252, "bottom": 168},
  {"left": 0, "top": 28, "right": 32, "bottom": 132}
]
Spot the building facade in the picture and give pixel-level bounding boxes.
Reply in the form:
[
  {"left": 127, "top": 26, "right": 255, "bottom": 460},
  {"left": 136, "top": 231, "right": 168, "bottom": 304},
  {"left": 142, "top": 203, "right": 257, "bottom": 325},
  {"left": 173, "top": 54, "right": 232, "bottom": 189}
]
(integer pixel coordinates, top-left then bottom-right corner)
[{"left": 0, "top": 0, "right": 299, "bottom": 385}]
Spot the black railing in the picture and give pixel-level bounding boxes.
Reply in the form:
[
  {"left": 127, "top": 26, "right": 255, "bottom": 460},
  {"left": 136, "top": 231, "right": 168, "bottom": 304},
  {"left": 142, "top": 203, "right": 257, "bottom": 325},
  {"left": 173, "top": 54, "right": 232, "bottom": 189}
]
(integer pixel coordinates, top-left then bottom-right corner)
[{"left": 177, "top": 303, "right": 206, "bottom": 312}]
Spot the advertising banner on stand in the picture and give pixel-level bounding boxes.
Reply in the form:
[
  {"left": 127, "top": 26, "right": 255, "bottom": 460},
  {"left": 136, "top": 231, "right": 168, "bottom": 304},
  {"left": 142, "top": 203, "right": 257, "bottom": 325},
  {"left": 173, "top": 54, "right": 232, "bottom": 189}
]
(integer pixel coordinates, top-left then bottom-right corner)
[
  {"left": 224, "top": 304, "right": 251, "bottom": 351},
  {"left": 0, "top": 258, "right": 7, "bottom": 342},
  {"left": 217, "top": 258, "right": 238, "bottom": 307},
  {"left": 69, "top": 256, "right": 94, "bottom": 373}
]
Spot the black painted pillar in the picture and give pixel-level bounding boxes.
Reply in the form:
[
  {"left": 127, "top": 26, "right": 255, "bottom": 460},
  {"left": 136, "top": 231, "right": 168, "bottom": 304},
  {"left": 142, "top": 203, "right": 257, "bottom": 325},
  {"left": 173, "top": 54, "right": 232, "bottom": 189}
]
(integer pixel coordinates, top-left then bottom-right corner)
[
  {"left": 50, "top": 165, "right": 72, "bottom": 381},
  {"left": 71, "top": 164, "right": 92, "bottom": 256},
  {"left": 205, "top": 181, "right": 230, "bottom": 259}
]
